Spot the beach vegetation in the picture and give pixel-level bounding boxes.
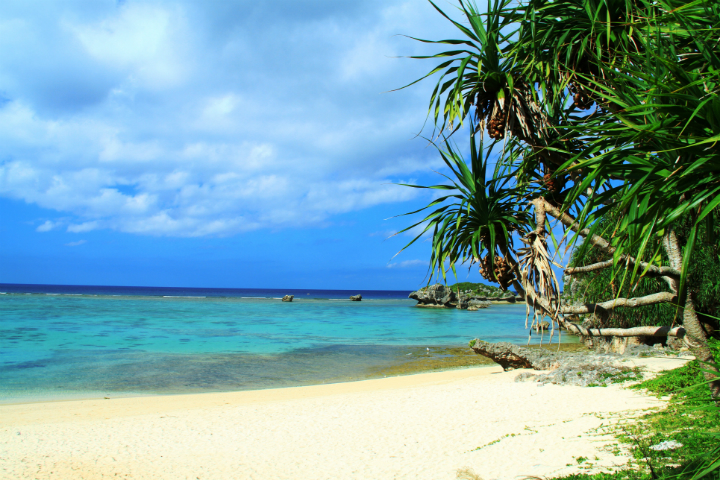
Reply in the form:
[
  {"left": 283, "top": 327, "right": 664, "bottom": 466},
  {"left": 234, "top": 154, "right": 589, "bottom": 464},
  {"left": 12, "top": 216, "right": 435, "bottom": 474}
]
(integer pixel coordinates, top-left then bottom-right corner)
[
  {"left": 552, "top": 344, "right": 720, "bottom": 480},
  {"left": 447, "top": 281, "right": 514, "bottom": 298},
  {"left": 395, "top": 0, "right": 720, "bottom": 399},
  {"left": 565, "top": 207, "right": 720, "bottom": 333},
  {"left": 584, "top": 366, "right": 644, "bottom": 387}
]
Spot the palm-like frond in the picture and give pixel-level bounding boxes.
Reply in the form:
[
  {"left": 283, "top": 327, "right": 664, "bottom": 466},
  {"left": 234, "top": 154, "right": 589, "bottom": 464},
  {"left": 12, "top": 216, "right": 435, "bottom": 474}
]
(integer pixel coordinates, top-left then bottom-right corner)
[
  {"left": 555, "top": 0, "right": 720, "bottom": 295},
  {"left": 396, "top": 0, "right": 549, "bottom": 143},
  {"left": 395, "top": 132, "right": 530, "bottom": 286},
  {"left": 398, "top": 0, "right": 720, "bottom": 404}
]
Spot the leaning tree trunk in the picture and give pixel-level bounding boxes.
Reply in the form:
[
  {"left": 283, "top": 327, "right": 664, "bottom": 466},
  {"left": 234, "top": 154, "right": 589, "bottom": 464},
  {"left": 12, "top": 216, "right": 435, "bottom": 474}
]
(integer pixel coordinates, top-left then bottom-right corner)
[
  {"left": 503, "top": 198, "right": 719, "bottom": 400},
  {"left": 663, "top": 231, "right": 720, "bottom": 400},
  {"left": 511, "top": 202, "right": 720, "bottom": 400}
]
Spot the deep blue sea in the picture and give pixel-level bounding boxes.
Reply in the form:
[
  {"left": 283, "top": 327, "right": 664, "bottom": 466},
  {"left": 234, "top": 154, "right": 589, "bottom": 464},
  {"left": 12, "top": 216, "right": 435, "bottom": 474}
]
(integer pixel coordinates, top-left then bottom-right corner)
[{"left": 0, "top": 283, "right": 568, "bottom": 404}]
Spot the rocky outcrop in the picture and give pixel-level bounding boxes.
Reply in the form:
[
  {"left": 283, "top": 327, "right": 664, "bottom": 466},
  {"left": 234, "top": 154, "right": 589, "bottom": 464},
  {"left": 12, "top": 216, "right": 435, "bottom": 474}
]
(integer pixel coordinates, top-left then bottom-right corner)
[
  {"left": 533, "top": 320, "right": 550, "bottom": 332},
  {"left": 409, "top": 284, "right": 515, "bottom": 308},
  {"left": 471, "top": 339, "right": 690, "bottom": 386},
  {"left": 282, "top": 295, "right": 294, "bottom": 302},
  {"left": 409, "top": 284, "right": 456, "bottom": 307},
  {"left": 467, "top": 303, "right": 491, "bottom": 311},
  {"left": 468, "top": 299, "right": 491, "bottom": 308},
  {"left": 463, "top": 295, "right": 518, "bottom": 303},
  {"left": 469, "top": 339, "right": 562, "bottom": 370},
  {"left": 350, "top": 294, "right": 362, "bottom": 301},
  {"left": 455, "top": 296, "right": 469, "bottom": 309}
]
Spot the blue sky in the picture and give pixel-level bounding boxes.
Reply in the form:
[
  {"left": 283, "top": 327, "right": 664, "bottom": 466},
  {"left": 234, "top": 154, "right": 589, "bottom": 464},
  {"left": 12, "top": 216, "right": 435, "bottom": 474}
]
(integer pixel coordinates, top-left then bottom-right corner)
[{"left": 0, "top": 0, "right": 498, "bottom": 290}]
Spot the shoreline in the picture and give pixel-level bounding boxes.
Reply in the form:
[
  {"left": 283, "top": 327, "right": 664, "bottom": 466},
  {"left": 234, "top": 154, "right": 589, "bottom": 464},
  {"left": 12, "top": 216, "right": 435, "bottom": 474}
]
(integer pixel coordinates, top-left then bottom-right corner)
[
  {"left": 1, "top": 341, "right": 585, "bottom": 407},
  {"left": 0, "top": 357, "right": 682, "bottom": 480},
  {"left": 0, "top": 366, "right": 504, "bottom": 421}
]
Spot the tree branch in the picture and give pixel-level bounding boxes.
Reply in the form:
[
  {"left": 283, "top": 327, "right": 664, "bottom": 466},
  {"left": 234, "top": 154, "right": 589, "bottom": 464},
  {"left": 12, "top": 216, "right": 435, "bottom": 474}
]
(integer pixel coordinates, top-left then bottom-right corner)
[
  {"left": 538, "top": 198, "right": 681, "bottom": 279},
  {"left": 561, "top": 292, "right": 677, "bottom": 316},
  {"left": 530, "top": 197, "right": 547, "bottom": 235},
  {"left": 664, "top": 229, "right": 720, "bottom": 400},
  {"left": 515, "top": 267, "right": 683, "bottom": 339},
  {"left": 566, "top": 325, "right": 686, "bottom": 338},
  {"left": 509, "top": 246, "right": 685, "bottom": 345},
  {"left": 564, "top": 259, "right": 616, "bottom": 275},
  {"left": 565, "top": 259, "right": 680, "bottom": 278}
]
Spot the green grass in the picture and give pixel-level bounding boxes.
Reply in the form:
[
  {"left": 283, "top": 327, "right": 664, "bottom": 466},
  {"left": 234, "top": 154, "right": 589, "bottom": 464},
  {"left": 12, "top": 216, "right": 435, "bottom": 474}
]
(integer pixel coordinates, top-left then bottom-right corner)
[
  {"left": 586, "top": 368, "right": 645, "bottom": 387},
  {"left": 551, "top": 339, "right": 720, "bottom": 480}
]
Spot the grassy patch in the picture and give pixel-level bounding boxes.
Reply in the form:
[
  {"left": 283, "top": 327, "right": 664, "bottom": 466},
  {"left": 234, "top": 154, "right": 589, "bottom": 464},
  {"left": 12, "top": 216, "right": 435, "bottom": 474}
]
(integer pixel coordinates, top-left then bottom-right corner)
[
  {"left": 633, "top": 359, "right": 711, "bottom": 400},
  {"left": 586, "top": 367, "right": 644, "bottom": 387},
  {"left": 552, "top": 339, "right": 720, "bottom": 480}
]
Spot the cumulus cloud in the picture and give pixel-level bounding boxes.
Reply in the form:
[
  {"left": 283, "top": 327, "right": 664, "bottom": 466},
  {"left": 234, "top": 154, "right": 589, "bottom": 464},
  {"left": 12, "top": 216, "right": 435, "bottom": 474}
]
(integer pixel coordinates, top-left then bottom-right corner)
[{"left": 0, "top": 0, "right": 458, "bottom": 237}]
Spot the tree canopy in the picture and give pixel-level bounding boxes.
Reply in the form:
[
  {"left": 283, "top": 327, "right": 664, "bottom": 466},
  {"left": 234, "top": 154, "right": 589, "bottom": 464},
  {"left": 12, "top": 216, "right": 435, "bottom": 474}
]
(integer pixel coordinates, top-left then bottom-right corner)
[{"left": 396, "top": 0, "right": 720, "bottom": 397}]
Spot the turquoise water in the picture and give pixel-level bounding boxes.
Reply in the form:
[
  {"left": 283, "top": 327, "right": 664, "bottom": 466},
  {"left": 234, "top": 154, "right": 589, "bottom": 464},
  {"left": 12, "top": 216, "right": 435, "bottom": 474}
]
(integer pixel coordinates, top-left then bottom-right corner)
[{"left": 0, "top": 292, "right": 562, "bottom": 403}]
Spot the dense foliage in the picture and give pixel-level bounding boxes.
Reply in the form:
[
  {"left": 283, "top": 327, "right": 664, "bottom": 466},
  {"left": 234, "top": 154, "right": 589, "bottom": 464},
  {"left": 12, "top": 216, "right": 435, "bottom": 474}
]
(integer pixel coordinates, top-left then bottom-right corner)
[
  {"left": 566, "top": 209, "right": 720, "bottom": 333},
  {"left": 399, "top": 0, "right": 720, "bottom": 295},
  {"left": 396, "top": 0, "right": 720, "bottom": 397}
]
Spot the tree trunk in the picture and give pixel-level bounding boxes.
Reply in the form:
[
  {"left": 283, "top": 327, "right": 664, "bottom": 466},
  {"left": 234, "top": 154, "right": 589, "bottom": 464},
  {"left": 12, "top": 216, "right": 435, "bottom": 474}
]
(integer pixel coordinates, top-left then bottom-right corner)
[
  {"left": 663, "top": 231, "right": 720, "bottom": 400},
  {"left": 510, "top": 223, "right": 720, "bottom": 400}
]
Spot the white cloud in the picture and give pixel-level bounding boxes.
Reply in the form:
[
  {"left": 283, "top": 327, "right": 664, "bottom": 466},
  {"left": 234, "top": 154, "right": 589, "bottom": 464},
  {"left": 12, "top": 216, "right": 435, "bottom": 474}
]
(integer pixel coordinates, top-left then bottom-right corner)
[
  {"left": 64, "top": 240, "right": 86, "bottom": 247},
  {"left": 67, "top": 221, "right": 100, "bottom": 233},
  {"left": 36, "top": 220, "right": 60, "bottom": 232},
  {"left": 386, "top": 259, "right": 428, "bottom": 268},
  {"left": 0, "top": 0, "right": 459, "bottom": 237},
  {"left": 368, "top": 229, "right": 396, "bottom": 238},
  {"left": 66, "top": 3, "right": 190, "bottom": 89}
]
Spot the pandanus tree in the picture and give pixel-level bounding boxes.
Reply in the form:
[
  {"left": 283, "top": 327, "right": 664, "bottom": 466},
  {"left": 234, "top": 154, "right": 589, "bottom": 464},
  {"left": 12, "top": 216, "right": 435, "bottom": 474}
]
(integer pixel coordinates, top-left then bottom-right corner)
[
  {"left": 397, "top": 0, "right": 720, "bottom": 398},
  {"left": 395, "top": 133, "right": 531, "bottom": 291}
]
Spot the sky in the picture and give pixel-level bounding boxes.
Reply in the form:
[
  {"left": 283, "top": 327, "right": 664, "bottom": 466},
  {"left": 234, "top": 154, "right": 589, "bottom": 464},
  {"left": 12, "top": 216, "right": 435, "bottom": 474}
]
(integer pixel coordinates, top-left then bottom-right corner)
[{"left": 0, "top": 0, "right": 502, "bottom": 290}]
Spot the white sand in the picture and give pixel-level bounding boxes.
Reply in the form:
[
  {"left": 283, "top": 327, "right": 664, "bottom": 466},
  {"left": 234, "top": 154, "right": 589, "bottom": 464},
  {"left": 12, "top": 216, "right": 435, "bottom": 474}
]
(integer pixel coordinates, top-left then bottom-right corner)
[{"left": 0, "top": 356, "right": 686, "bottom": 480}]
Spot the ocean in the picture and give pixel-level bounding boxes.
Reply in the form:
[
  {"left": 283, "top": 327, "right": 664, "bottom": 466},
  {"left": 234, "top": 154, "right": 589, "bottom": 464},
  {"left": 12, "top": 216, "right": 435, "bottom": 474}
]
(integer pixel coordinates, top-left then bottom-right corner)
[{"left": 0, "top": 283, "right": 565, "bottom": 403}]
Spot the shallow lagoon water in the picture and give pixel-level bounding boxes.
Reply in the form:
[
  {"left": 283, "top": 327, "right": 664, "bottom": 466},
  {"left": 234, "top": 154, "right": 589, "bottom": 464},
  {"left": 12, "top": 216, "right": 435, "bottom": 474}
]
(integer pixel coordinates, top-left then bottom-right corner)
[{"left": 0, "top": 287, "right": 567, "bottom": 403}]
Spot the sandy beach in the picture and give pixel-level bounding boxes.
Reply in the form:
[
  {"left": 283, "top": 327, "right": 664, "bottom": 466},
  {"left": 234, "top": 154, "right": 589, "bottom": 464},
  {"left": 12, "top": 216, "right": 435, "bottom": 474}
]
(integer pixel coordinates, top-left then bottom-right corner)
[{"left": 0, "top": 356, "right": 686, "bottom": 480}]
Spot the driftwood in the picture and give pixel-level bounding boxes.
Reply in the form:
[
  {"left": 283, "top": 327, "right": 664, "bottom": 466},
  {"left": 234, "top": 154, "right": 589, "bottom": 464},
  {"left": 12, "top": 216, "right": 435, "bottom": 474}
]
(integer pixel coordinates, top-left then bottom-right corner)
[{"left": 469, "top": 339, "right": 561, "bottom": 371}]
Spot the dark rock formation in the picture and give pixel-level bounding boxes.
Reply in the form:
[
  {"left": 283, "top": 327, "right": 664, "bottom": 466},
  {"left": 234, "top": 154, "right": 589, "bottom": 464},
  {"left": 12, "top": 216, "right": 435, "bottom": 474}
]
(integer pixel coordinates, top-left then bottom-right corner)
[
  {"left": 469, "top": 339, "right": 562, "bottom": 371},
  {"left": 350, "top": 294, "right": 362, "bottom": 301},
  {"left": 468, "top": 299, "right": 491, "bottom": 308},
  {"left": 455, "top": 295, "right": 469, "bottom": 309},
  {"left": 409, "top": 284, "right": 517, "bottom": 309},
  {"left": 282, "top": 295, "right": 294, "bottom": 302},
  {"left": 534, "top": 320, "right": 550, "bottom": 332},
  {"left": 409, "top": 284, "right": 456, "bottom": 307}
]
